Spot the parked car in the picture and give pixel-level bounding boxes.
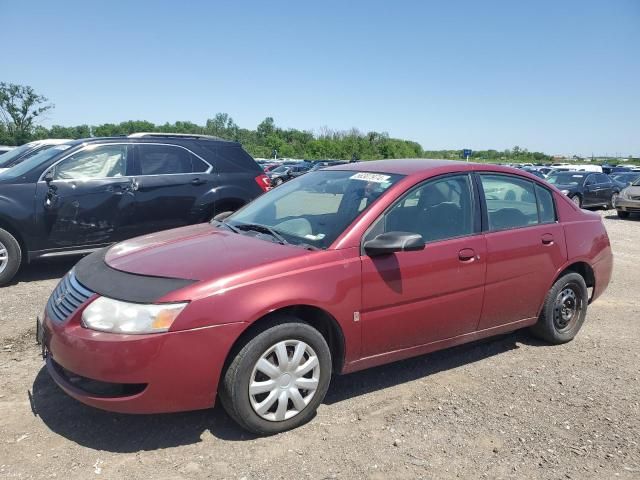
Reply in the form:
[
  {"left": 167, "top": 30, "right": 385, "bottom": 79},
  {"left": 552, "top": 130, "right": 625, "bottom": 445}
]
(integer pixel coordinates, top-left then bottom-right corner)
[
  {"left": 0, "top": 145, "right": 15, "bottom": 155},
  {"left": 520, "top": 167, "right": 546, "bottom": 179},
  {"left": 38, "top": 159, "right": 612, "bottom": 434},
  {"left": 0, "top": 133, "right": 268, "bottom": 285},
  {"left": 546, "top": 171, "right": 620, "bottom": 208},
  {"left": 613, "top": 178, "right": 640, "bottom": 218},
  {"left": 268, "top": 164, "right": 311, "bottom": 186},
  {"left": 308, "top": 161, "right": 349, "bottom": 172},
  {"left": 0, "top": 139, "right": 72, "bottom": 173},
  {"left": 602, "top": 165, "right": 631, "bottom": 175},
  {"left": 609, "top": 172, "right": 640, "bottom": 188}
]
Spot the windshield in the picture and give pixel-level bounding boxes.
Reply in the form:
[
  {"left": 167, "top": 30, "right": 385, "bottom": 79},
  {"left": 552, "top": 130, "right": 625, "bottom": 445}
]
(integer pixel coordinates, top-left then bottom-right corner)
[
  {"left": 547, "top": 172, "right": 586, "bottom": 186},
  {"left": 0, "top": 143, "right": 37, "bottom": 168},
  {"left": 227, "top": 170, "right": 403, "bottom": 249},
  {"left": 633, "top": 178, "right": 640, "bottom": 187},
  {"left": 271, "top": 166, "right": 289, "bottom": 174},
  {"left": 0, "top": 144, "right": 73, "bottom": 179}
]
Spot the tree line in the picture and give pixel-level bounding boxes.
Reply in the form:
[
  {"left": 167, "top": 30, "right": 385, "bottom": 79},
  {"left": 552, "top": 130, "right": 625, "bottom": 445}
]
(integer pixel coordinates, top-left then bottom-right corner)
[{"left": 1, "top": 82, "right": 553, "bottom": 163}]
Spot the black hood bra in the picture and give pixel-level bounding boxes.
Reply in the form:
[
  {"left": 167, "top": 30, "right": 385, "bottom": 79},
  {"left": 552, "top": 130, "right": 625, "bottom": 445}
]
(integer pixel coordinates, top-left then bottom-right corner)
[{"left": 74, "top": 248, "right": 196, "bottom": 303}]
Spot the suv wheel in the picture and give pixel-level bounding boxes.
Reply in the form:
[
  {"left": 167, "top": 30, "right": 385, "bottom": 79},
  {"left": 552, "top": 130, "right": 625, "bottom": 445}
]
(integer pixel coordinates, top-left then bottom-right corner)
[
  {"left": 219, "top": 318, "right": 332, "bottom": 435},
  {"left": 530, "top": 272, "right": 588, "bottom": 344},
  {"left": 570, "top": 195, "right": 582, "bottom": 208},
  {"left": 0, "top": 229, "right": 22, "bottom": 286}
]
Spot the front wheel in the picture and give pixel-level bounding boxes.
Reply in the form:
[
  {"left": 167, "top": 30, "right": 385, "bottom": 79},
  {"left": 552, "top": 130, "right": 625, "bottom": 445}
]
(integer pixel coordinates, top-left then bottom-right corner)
[
  {"left": 570, "top": 195, "right": 582, "bottom": 208},
  {"left": 219, "top": 319, "right": 332, "bottom": 435},
  {"left": 0, "top": 228, "right": 22, "bottom": 287},
  {"left": 530, "top": 272, "right": 588, "bottom": 344}
]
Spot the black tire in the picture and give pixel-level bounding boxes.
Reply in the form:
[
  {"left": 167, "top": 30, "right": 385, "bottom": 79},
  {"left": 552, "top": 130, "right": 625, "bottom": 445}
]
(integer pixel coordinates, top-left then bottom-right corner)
[
  {"left": 570, "top": 194, "right": 582, "bottom": 208},
  {"left": 530, "top": 272, "right": 588, "bottom": 344},
  {"left": 607, "top": 192, "right": 619, "bottom": 209},
  {"left": 617, "top": 210, "right": 630, "bottom": 219},
  {"left": 219, "top": 317, "right": 332, "bottom": 435},
  {"left": 273, "top": 178, "right": 283, "bottom": 187},
  {"left": 0, "top": 228, "right": 22, "bottom": 287}
]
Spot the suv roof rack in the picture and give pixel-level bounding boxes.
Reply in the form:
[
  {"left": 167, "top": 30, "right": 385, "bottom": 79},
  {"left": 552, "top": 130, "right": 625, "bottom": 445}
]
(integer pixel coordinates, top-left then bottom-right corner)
[{"left": 128, "top": 132, "right": 227, "bottom": 141}]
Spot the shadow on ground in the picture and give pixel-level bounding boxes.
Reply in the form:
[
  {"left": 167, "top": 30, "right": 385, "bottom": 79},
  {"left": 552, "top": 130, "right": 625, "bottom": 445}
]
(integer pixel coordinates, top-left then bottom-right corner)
[
  {"left": 11, "top": 258, "right": 79, "bottom": 284},
  {"left": 31, "top": 329, "right": 542, "bottom": 452}
]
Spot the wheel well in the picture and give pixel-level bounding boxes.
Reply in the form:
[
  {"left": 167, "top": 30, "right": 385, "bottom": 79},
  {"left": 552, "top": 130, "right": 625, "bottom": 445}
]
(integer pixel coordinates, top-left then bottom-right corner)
[
  {"left": 557, "top": 262, "right": 595, "bottom": 299},
  {"left": 0, "top": 218, "right": 26, "bottom": 263},
  {"left": 222, "top": 305, "right": 346, "bottom": 377}
]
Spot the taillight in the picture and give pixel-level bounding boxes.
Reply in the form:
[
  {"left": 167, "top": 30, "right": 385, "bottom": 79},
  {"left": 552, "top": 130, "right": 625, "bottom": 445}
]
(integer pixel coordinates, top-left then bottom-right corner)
[{"left": 255, "top": 174, "right": 271, "bottom": 192}]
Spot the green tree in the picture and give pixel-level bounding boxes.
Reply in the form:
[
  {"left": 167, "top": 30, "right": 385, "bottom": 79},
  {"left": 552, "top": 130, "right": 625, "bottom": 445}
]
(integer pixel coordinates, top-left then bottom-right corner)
[{"left": 0, "top": 82, "right": 54, "bottom": 144}]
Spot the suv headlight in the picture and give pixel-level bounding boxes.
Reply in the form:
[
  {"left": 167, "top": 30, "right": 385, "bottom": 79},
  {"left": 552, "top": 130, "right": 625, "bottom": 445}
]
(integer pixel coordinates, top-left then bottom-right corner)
[
  {"left": 82, "top": 297, "right": 188, "bottom": 334},
  {"left": 560, "top": 189, "right": 570, "bottom": 195}
]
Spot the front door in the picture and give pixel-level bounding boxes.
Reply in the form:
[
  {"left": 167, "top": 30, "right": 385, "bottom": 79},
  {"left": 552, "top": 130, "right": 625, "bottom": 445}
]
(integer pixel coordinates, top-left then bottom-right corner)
[
  {"left": 127, "top": 143, "right": 214, "bottom": 236},
  {"left": 360, "top": 174, "right": 486, "bottom": 357},
  {"left": 39, "top": 144, "right": 135, "bottom": 249}
]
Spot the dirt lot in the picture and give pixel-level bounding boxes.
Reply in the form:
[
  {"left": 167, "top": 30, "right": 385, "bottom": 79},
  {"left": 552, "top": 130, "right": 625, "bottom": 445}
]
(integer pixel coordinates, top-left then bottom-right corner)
[{"left": 1, "top": 211, "right": 638, "bottom": 479}]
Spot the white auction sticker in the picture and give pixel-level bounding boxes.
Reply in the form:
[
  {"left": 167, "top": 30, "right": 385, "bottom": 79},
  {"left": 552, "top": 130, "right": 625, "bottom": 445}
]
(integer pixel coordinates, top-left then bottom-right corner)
[{"left": 350, "top": 172, "right": 391, "bottom": 183}]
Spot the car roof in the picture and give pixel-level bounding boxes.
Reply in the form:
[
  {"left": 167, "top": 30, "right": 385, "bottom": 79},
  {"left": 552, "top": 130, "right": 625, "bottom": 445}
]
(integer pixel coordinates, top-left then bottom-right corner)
[{"left": 323, "top": 158, "right": 551, "bottom": 179}]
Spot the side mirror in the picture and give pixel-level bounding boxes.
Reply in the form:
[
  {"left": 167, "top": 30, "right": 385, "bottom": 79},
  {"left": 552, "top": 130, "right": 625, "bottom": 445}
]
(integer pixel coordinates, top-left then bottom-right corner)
[{"left": 363, "top": 232, "right": 425, "bottom": 257}]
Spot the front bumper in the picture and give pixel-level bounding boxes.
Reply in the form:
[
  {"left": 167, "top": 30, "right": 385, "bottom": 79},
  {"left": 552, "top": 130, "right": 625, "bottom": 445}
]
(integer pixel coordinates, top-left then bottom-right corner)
[
  {"left": 40, "top": 309, "right": 245, "bottom": 414},
  {"left": 614, "top": 196, "right": 640, "bottom": 213}
]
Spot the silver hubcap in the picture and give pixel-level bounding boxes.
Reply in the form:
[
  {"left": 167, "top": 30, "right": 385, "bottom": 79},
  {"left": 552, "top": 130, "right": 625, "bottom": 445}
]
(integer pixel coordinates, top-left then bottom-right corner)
[
  {"left": 0, "top": 241, "right": 8, "bottom": 275},
  {"left": 572, "top": 196, "right": 581, "bottom": 206},
  {"left": 249, "top": 340, "right": 320, "bottom": 422}
]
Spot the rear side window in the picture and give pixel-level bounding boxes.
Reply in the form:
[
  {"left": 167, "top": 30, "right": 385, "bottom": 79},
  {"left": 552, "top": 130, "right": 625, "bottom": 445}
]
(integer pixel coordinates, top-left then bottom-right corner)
[
  {"left": 480, "top": 175, "right": 538, "bottom": 231},
  {"left": 136, "top": 144, "right": 203, "bottom": 175},
  {"left": 200, "top": 144, "right": 261, "bottom": 173},
  {"left": 595, "top": 173, "right": 610, "bottom": 184},
  {"left": 535, "top": 185, "right": 556, "bottom": 224}
]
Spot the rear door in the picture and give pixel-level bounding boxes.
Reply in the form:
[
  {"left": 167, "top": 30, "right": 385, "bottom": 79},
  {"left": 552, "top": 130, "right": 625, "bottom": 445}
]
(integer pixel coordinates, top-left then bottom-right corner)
[
  {"left": 594, "top": 173, "right": 615, "bottom": 204},
  {"left": 128, "top": 143, "right": 214, "bottom": 235},
  {"left": 476, "top": 174, "right": 566, "bottom": 330},
  {"left": 38, "top": 144, "right": 135, "bottom": 249}
]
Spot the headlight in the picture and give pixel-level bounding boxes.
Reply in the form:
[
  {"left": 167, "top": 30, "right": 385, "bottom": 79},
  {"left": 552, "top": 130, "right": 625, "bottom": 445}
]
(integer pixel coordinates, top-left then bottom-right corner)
[
  {"left": 621, "top": 189, "right": 630, "bottom": 199},
  {"left": 81, "top": 297, "right": 188, "bottom": 334},
  {"left": 560, "top": 189, "right": 570, "bottom": 195}
]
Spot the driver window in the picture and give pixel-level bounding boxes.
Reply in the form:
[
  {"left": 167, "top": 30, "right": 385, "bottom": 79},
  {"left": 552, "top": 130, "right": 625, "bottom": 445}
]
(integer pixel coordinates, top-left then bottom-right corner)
[
  {"left": 368, "top": 174, "right": 475, "bottom": 243},
  {"left": 52, "top": 145, "right": 128, "bottom": 180}
]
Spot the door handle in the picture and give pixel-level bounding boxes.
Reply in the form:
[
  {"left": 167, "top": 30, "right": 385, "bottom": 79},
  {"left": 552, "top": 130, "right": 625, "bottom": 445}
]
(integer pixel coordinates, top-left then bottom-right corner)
[
  {"left": 458, "top": 248, "right": 477, "bottom": 262},
  {"left": 541, "top": 233, "right": 554, "bottom": 245},
  {"left": 191, "top": 178, "right": 206, "bottom": 186}
]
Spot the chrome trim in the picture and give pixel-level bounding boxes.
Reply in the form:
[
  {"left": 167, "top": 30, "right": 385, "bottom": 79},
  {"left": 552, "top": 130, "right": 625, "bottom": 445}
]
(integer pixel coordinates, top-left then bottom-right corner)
[
  {"left": 38, "top": 142, "right": 213, "bottom": 182},
  {"left": 38, "top": 248, "right": 102, "bottom": 258}
]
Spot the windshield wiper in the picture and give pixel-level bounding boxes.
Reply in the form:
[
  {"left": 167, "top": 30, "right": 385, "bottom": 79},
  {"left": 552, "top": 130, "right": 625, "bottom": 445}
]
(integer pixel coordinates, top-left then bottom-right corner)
[
  {"left": 235, "top": 223, "right": 289, "bottom": 245},
  {"left": 212, "top": 219, "right": 240, "bottom": 234}
]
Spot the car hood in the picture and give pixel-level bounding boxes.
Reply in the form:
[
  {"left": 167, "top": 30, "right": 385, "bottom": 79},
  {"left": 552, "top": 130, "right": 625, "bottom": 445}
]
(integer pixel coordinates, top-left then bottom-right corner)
[{"left": 105, "top": 223, "right": 311, "bottom": 282}]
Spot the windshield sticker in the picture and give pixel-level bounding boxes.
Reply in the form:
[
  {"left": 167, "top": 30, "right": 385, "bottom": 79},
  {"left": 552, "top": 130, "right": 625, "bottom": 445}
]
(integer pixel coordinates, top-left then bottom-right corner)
[
  {"left": 572, "top": 175, "right": 584, "bottom": 178},
  {"left": 350, "top": 172, "right": 391, "bottom": 183}
]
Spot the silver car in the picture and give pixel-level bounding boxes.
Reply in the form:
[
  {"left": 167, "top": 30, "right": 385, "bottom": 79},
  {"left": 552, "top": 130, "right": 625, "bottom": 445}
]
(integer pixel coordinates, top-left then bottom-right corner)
[{"left": 614, "top": 180, "right": 640, "bottom": 218}]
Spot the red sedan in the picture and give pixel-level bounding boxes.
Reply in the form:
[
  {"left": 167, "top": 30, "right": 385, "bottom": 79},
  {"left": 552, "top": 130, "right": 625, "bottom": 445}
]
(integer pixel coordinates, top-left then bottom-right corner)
[{"left": 38, "top": 159, "right": 613, "bottom": 434}]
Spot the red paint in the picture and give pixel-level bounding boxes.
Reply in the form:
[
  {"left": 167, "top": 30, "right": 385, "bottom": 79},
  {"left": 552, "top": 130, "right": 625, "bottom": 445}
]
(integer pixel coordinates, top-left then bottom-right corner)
[{"left": 44, "top": 160, "right": 613, "bottom": 413}]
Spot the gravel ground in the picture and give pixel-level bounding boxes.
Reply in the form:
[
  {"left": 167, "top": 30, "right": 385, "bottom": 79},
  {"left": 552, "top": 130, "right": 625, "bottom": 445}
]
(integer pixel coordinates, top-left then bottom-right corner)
[{"left": 0, "top": 211, "right": 638, "bottom": 479}]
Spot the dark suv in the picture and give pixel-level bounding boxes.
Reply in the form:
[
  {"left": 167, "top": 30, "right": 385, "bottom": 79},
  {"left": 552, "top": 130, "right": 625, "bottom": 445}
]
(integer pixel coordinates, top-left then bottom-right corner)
[{"left": 0, "top": 133, "right": 268, "bottom": 285}]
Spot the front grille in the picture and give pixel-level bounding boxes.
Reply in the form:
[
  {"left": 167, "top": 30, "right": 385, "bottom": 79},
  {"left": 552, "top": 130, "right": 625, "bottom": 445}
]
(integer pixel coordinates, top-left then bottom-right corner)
[{"left": 46, "top": 271, "right": 94, "bottom": 322}]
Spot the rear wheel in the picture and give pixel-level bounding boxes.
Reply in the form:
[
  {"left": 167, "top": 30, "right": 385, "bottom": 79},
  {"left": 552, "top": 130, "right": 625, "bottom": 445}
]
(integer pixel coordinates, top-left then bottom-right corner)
[
  {"left": 0, "top": 228, "right": 22, "bottom": 287},
  {"left": 273, "top": 178, "right": 284, "bottom": 187},
  {"left": 530, "top": 272, "right": 588, "bottom": 344},
  {"left": 219, "top": 318, "right": 332, "bottom": 435},
  {"left": 608, "top": 192, "right": 619, "bottom": 209},
  {"left": 617, "top": 210, "right": 630, "bottom": 219}
]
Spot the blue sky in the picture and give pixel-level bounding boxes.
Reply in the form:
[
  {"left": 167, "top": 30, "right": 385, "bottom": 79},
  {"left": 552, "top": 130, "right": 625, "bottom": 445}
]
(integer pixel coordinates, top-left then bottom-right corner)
[{"left": 2, "top": 0, "right": 638, "bottom": 156}]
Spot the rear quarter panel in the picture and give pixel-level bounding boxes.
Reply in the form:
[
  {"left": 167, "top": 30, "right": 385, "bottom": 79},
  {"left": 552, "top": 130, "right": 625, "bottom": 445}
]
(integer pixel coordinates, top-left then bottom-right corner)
[{"left": 556, "top": 192, "right": 613, "bottom": 301}]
